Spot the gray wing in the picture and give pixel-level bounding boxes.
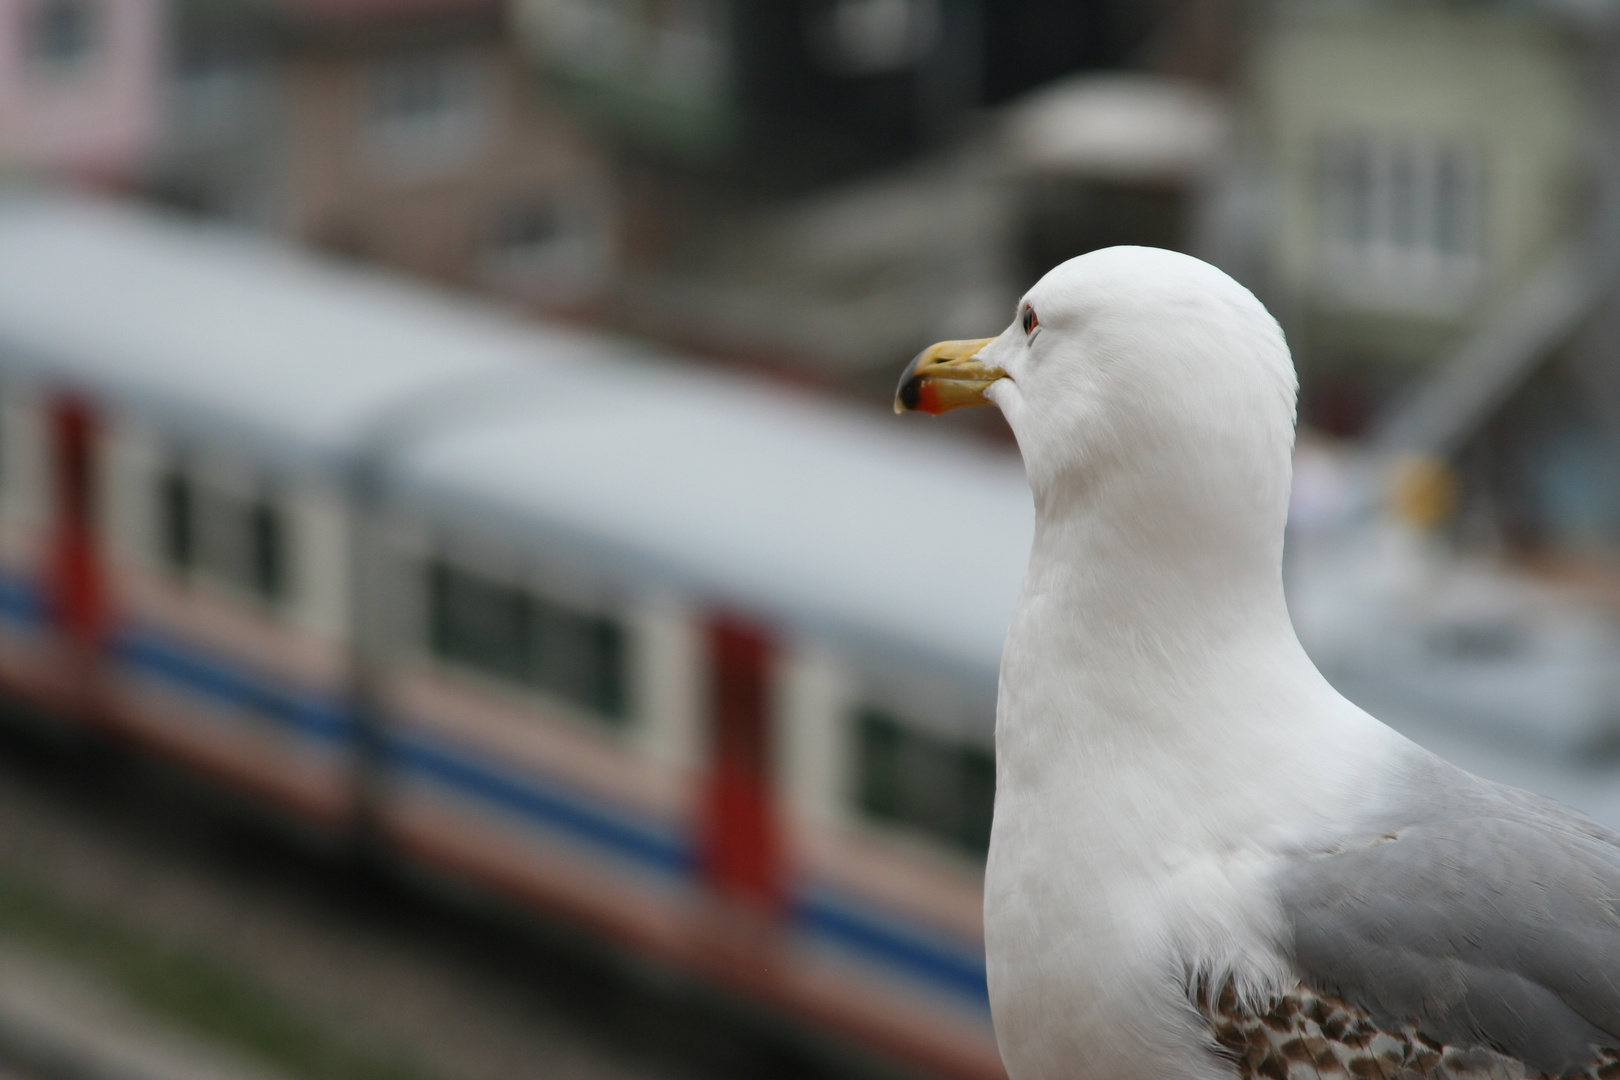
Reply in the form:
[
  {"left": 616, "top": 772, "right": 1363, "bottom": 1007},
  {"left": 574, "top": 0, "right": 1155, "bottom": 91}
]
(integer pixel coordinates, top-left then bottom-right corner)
[{"left": 1278, "top": 749, "right": 1620, "bottom": 1075}]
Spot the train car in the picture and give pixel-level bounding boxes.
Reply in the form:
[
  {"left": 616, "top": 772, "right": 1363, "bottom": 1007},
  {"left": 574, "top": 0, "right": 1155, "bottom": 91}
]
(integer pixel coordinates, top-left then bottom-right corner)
[{"left": 0, "top": 192, "right": 1032, "bottom": 1079}]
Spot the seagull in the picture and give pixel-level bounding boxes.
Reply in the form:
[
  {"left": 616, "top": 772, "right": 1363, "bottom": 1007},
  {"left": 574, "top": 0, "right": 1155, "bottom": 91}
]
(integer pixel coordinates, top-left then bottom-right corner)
[{"left": 896, "top": 247, "right": 1620, "bottom": 1080}]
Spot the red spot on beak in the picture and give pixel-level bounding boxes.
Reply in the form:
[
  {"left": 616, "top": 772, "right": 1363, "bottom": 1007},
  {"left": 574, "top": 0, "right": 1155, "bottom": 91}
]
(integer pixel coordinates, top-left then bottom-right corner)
[{"left": 917, "top": 381, "right": 945, "bottom": 415}]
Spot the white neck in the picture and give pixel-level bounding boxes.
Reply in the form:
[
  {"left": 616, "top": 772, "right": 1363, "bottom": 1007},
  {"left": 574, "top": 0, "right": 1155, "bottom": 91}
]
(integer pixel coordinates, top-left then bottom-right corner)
[
  {"left": 1025, "top": 452, "right": 1293, "bottom": 668},
  {"left": 996, "top": 443, "right": 1399, "bottom": 854}
]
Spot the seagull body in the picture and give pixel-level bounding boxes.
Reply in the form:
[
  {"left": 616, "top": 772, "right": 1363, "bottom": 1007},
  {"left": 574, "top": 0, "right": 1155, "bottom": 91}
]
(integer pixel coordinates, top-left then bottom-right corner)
[{"left": 896, "top": 249, "right": 1620, "bottom": 1080}]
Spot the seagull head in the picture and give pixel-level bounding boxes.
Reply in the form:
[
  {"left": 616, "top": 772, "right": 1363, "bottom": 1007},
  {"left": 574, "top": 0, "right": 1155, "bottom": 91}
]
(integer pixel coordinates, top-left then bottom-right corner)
[{"left": 898, "top": 247, "right": 1298, "bottom": 538}]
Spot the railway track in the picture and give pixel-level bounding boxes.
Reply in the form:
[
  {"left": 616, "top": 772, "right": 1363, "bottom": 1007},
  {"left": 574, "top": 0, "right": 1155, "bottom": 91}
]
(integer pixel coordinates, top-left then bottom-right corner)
[{"left": 0, "top": 710, "right": 900, "bottom": 1080}]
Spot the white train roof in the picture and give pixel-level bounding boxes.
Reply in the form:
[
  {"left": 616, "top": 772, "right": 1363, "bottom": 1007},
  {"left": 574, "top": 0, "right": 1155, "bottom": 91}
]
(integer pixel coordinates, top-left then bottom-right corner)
[
  {"left": 0, "top": 192, "right": 1031, "bottom": 680},
  {"left": 396, "top": 361, "right": 1032, "bottom": 682},
  {"left": 0, "top": 192, "right": 607, "bottom": 463}
]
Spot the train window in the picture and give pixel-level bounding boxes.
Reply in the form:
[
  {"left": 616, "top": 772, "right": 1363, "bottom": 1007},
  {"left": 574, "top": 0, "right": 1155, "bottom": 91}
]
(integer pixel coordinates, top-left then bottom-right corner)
[
  {"left": 429, "top": 562, "right": 533, "bottom": 685},
  {"left": 157, "top": 464, "right": 289, "bottom": 606},
  {"left": 160, "top": 468, "right": 194, "bottom": 571},
  {"left": 250, "top": 499, "right": 285, "bottom": 601},
  {"left": 534, "top": 598, "right": 626, "bottom": 721},
  {"left": 855, "top": 709, "right": 993, "bottom": 857},
  {"left": 426, "top": 559, "right": 628, "bottom": 725}
]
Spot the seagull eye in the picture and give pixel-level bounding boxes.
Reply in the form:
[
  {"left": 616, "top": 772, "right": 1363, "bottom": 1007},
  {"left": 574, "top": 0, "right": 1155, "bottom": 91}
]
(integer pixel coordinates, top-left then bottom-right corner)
[{"left": 1022, "top": 306, "right": 1039, "bottom": 335}]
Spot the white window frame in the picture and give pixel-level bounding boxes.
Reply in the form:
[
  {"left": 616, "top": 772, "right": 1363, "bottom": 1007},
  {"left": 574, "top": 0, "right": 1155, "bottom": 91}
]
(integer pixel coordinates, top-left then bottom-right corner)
[
  {"left": 1317, "top": 131, "right": 1483, "bottom": 310},
  {"left": 362, "top": 48, "right": 493, "bottom": 183}
]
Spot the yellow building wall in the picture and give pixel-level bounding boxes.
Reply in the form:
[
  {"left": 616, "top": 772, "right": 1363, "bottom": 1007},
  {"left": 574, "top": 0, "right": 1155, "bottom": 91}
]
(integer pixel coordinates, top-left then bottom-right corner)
[{"left": 1253, "top": 4, "right": 1588, "bottom": 373}]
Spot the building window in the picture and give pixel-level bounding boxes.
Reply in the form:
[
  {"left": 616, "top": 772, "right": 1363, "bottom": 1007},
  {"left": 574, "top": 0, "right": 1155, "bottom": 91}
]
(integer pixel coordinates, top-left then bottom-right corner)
[
  {"left": 522, "top": 0, "right": 726, "bottom": 99},
  {"left": 427, "top": 560, "right": 627, "bottom": 724},
  {"left": 158, "top": 464, "right": 289, "bottom": 606},
  {"left": 855, "top": 708, "right": 993, "bottom": 857},
  {"left": 1318, "top": 133, "right": 1481, "bottom": 297},
  {"left": 482, "top": 192, "right": 612, "bottom": 299},
  {"left": 647, "top": 0, "right": 726, "bottom": 97},
  {"left": 173, "top": 44, "right": 266, "bottom": 146},
  {"left": 29, "top": 0, "right": 97, "bottom": 73},
  {"left": 492, "top": 200, "right": 563, "bottom": 259},
  {"left": 813, "top": 0, "right": 939, "bottom": 76},
  {"left": 364, "top": 50, "right": 490, "bottom": 181}
]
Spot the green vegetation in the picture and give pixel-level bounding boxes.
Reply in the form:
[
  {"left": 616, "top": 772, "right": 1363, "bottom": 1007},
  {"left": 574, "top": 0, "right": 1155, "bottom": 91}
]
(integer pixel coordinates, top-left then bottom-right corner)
[{"left": 0, "top": 871, "right": 437, "bottom": 1080}]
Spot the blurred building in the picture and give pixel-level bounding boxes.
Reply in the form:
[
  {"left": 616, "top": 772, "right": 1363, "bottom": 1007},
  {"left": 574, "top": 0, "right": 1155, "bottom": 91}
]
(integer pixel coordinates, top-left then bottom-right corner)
[
  {"left": 1246, "top": 0, "right": 1620, "bottom": 557},
  {"left": 1250, "top": 0, "right": 1593, "bottom": 431},
  {"left": 1003, "top": 73, "right": 1230, "bottom": 287},
  {"left": 118, "top": 0, "right": 1257, "bottom": 397},
  {"left": 506, "top": 0, "right": 1239, "bottom": 395},
  {"left": 512, "top": 0, "right": 1157, "bottom": 182},
  {"left": 0, "top": 0, "right": 164, "bottom": 184},
  {"left": 148, "top": 0, "right": 614, "bottom": 308},
  {"left": 140, "top": 0, "right": 1247, "bottom": 394},
  {"left": 568, "top": 71, "right": 1232, "bottom": 401}
]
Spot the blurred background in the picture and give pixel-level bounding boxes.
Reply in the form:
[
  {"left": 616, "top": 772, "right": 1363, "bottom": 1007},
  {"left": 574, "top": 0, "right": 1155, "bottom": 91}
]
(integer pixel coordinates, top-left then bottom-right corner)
[{"left": 0, "top": 0, "right": 1618, "bottom": 1078}]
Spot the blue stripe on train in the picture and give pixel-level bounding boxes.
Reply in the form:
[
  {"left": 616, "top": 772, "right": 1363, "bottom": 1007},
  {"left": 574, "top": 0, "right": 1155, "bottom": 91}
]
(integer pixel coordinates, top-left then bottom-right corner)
[
  {"left": 0, "top": 576, "right": 43, "bottom": 626},
  {"left": 389, "top": 734, "right": 989, "bottom": 1008},
  {"left": 796, "top": 891, "right": 991, "bottom": 1006},
  {"left": 387, "top": 733, "right": 693, "bottom": 876},
  {"left": 114, "top": 630, "right": 352, "bottom": 744},
  {"left": 0, "top": 576, "right": 990, "bottom": 1009}
]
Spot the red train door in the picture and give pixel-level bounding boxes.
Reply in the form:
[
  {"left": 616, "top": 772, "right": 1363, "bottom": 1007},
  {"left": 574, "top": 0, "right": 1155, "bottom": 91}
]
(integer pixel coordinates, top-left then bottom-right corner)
[
  {"left": 47, "top": 396, "right": 109, "bottom": 720},
  {"left": 701, "top": 613, "right": 781, "bottom": 914}
]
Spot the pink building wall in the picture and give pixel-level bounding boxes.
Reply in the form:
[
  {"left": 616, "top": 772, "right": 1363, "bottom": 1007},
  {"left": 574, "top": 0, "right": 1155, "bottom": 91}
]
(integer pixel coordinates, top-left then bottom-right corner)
[{"left": 0, "top": 0, "right": 164, "bottom": 184}]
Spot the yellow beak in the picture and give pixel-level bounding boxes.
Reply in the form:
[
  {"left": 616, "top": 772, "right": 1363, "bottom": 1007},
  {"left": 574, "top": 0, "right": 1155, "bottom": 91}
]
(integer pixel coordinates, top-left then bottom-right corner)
[{"left": 893, "top": 338, "right": 1002, "bottom": 415}]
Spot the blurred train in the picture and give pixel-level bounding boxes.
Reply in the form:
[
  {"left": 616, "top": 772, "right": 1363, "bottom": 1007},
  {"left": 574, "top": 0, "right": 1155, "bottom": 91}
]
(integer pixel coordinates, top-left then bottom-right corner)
[{"left": 0, "top": 194, "right": 1031, "bottom": 1079}]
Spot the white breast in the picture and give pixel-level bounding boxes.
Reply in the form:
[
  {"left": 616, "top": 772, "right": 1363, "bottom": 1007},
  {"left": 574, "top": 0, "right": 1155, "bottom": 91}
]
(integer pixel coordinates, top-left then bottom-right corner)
[{"left": 984, "top": 594, "right": 1410, "bottom": 1080}]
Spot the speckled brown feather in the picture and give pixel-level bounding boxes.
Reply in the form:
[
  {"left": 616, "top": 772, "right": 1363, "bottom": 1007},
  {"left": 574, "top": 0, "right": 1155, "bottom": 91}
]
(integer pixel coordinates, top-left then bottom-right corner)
[{"left": 1194, "top": 981, "right": 1620, "bottom": 1080}]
